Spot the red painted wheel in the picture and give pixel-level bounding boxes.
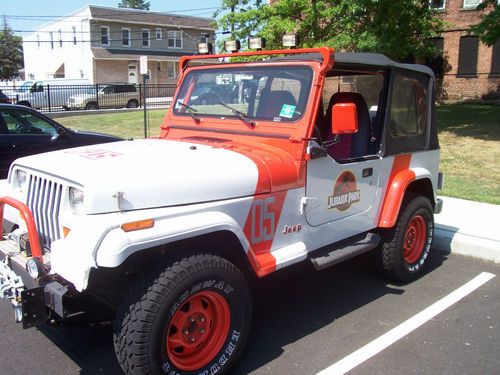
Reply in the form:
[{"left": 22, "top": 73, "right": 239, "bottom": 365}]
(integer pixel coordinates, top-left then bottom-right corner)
[
  {"left": 403, "top": 215, "right": 427, "bottom": 264},
  {"left": 379, "top": 195, "right": 434, "bottom": 282},
  {"left": 166, "top": 291, "right": 231, "bottom": 371},
  {"left": 114, "top": 253, "right": 252, "bottom": 375}
]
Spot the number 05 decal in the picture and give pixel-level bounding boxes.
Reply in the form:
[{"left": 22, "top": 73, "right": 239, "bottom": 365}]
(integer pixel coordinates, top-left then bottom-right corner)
[{"left": 251, "top": 197, "right": 275, "bottom": 244}]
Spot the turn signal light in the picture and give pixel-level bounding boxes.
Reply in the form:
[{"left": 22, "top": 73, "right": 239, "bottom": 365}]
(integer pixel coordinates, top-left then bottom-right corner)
[{"left": 121, "top": 219, "right": 155, "bottom": 232}]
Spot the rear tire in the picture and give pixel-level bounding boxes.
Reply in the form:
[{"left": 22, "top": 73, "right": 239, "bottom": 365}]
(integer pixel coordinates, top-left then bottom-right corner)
[
  {"left": 379, "top": 195, "right": 434, "bottom": 282},
  {"left": 85, "top": 102, "right": 98, "bottom": 110},
  {"left": 18, "top": 101, "right": 31, "bottom": 108},
  {"left": 113, "top": 253, "right": 252, "bottom": 375},
  {"left": 126, "top": 99, "right": 139, "bottom": 108}
]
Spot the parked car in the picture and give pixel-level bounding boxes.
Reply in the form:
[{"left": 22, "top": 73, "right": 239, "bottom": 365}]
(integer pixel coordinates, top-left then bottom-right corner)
[
  {"left": 190, "top": 83, "right": 238, "bottom": 105},
  {"left": 8, "top": 79, "right": 91, "bottom": 109},
  {"left": 66, "top": 83, "right": 140, "bottom": 110},
  {"left": 0, "top": 104, "right": 122, "bottom": 178},
  {"left": 0, "top": 90, "right": 11, "bottom": 104}
]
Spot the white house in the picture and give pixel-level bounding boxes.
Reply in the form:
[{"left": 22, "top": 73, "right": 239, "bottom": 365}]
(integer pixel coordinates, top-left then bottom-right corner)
[{"left": 22, "top": 5, "right": 215, "bottom": 84}]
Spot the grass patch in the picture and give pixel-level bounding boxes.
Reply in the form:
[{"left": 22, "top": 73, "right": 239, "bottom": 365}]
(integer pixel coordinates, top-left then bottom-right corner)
[
  {"left": 55, "top": 104, "right": 500, "bottom": 204},
  {"left": 57, "top": 109, "right": 167, "bottom": 139},
  {"left": 436, "top": 104, "right": 500, "bottom": 205}
]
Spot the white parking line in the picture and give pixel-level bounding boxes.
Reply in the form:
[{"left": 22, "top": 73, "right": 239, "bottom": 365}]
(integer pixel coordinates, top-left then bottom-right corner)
[{"left": 317, "top": 272, "right": 496, "bottom": 375}]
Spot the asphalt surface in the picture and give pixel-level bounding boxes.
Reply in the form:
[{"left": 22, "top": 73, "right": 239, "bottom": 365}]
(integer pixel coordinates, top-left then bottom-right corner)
[{"left": 0, "top": 250, "right": 498, "bottom": 375}]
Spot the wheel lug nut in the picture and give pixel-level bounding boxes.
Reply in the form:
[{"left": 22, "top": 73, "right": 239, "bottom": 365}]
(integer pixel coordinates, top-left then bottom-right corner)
[
  {"left": 200, "top": 329, "right": 205, "bottom": 334},
  {"left": 184, "top": 330, "right": 189, "bottom": 335},
  {"left": 200, "top": 317, "right": 205, "bottom": 322},
  {"left": 190, "top": 337, "right": 196, "bottom": 342}
]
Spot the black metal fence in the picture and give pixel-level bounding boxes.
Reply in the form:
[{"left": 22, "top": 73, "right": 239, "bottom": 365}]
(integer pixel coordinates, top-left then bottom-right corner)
[{"left": 0, "top": 83, "right": 177, "bottom": 112}]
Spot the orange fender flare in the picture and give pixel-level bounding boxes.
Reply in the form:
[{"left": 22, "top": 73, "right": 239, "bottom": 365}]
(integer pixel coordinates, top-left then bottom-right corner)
[{"left": 378, "top": 168, "right": 416, "bottom": 228}]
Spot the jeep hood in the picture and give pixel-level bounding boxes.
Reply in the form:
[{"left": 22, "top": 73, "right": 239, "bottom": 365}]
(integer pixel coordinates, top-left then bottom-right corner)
[{"left": 12, "top": 139, "right": 263, "bottom": 214}]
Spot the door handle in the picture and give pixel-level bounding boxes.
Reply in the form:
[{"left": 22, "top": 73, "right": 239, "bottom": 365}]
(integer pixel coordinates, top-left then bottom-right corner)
[{"left": 362, "top": 168, "right": 373, "bottom": 177}]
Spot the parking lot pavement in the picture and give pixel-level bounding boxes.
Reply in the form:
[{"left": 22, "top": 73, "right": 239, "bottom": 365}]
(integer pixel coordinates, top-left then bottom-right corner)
[{"left": 0, "top": 250, "right": 498, "bottom": 375}]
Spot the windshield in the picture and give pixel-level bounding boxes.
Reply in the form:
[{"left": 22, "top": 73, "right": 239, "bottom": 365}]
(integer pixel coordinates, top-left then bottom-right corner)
[
  {"left": 173, "top": 66, "right": 313, "bottom": 123},
  {"left": 17, "top": 81, "right": 34, "bottom": 92}
]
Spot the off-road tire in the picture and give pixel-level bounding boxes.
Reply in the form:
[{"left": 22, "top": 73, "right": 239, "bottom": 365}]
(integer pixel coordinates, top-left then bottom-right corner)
[
  {"left": 379, "top": 195, "right": 434, "bottom": 282},
  {"left": 113, "top": 253, "right": 252, "bottom": 375}
]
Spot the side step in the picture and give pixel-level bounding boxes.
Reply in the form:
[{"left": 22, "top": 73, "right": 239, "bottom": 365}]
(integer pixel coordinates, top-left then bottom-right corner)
[{"left": 310, "top": 232, "right": 381, "bottom": 271}]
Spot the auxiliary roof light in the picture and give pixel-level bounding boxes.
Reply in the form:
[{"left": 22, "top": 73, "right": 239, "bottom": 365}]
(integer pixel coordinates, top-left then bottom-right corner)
[
  {"left": 197, "top": 42, "right": 213, "bottom": 54},
  {"left": 224, "top": 39, "right": 241, "bottom": 53},
  {"left": 248, "top": 37, "right": 266, "bottom": 51},
  {"left": 282, "top": 33, "right": 298, "bottom": 48}
]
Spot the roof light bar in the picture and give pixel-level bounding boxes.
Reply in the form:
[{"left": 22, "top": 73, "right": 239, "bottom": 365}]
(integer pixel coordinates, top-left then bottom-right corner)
[
  {"left": 224, "top": 39, "right": 241, "bottom": 53},
  {"left": 282, "top": 34, "right": 298, "bottom": 48},
  {"left": 197, "top": 42, "right": 213, "bottom": 54},
  {"left": 248, "top": 37, "right": 266, "bottom": 51}
]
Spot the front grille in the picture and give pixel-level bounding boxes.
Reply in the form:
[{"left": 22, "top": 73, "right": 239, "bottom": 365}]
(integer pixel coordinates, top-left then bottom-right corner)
[{"left": 26, "top": 174, "right": 63, "bottom": 249}]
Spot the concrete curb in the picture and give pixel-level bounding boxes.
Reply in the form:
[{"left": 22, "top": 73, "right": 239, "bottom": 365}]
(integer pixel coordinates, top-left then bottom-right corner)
[{"left": 433, "top": 196, "right": 500, "bottom": 263}]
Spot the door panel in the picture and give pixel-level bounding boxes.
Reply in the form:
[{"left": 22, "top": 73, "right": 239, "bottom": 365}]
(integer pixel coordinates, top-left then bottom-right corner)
[{"left": 305, "top": 152, "right": 382, "bottom": 231}]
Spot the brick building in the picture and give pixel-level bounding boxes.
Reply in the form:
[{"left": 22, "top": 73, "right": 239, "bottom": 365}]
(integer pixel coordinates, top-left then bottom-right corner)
[{"left": 429, "top": 0, "right": 500, "bottom": 101}]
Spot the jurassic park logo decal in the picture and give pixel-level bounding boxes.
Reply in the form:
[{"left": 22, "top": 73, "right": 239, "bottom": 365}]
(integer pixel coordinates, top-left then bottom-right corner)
[{"left": 327, "top": 170, "right": 361, "bottom": 211}]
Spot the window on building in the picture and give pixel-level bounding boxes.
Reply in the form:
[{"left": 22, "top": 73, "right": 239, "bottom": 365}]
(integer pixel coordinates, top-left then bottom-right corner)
[
  {"left": 426, "top": 37, "right": 444, "bottom": 77},
  {"left": 457, "top": 36, "right": 479, "bottom": 76},
  {"left": 50, "top": 31, "right": 54, "bottom": 49},
  {"left": 156, "top": 28, "right": 162, "bottom": 40},
  {"left": 167, "top": 62, "right": 178, "bottom": 78},
  {"left": 157, "top": 62, "right": 162, "bottom": 71},
  {"left": 491, "top": 39, "right": 500, "bottom": 75},
  {"left": 101, "top": 26, "right": 110, "bottom": 46},
  {"left": 168, "top": 31, "right": 182, "bottom": 48},
  {"left": 37, "top": 34, "right": 40, "bottom": 48},
  {"left": 58, "top": 30, "right": 62, "bottom": 47},
  {"left": 142, "top": 29, "right": 150, "bottom": 48},
  {"left": 72, "top": 26, "right": 77, "bottom": 45},
  {"left": 200, "top": 33, "right": 209, "bottom": 43},
  {"left": 430, "top": 0, "right": 446, "bottom": 9},
  {"left": 463, "top": 0, "right": 481, "bottom": 8},
  {"left": 122, "top": 28, "right": 131, "bottom": 47}
]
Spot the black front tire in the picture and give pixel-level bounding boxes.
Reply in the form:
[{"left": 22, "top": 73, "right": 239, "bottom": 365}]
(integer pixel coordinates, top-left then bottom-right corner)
[
  {"left": 379, "top": 195, "right": 434, "bottom": 282},
  {"left": 113, "top": 253, "right": 252, "bottom": 375}
]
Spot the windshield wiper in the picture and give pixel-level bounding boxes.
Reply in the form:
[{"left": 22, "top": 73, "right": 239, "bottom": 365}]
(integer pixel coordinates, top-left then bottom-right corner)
[
  {"left": 218, "top": 102, "right": 255, "bottom": 128},
  {"left": 179, "top": 102, "right": 201, "bottom": 124}
]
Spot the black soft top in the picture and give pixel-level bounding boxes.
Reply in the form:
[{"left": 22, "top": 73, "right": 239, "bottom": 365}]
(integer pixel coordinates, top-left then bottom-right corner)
[{"left": 278, "top": 51, "right": 435, "bottom": 79}]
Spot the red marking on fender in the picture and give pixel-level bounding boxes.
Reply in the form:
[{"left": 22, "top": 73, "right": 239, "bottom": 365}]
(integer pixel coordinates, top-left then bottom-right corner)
[
  {"left": 243, "top": 190, "right": 287, "bottom": 277},
  {"left": 378, "top": 154, "right": 415, "bottom": 228}
]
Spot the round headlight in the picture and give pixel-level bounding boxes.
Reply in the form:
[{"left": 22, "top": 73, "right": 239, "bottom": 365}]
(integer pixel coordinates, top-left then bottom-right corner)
[
  {"left": 69, "top": 187, "right": 84, "bottom": 214},
  {"left": 15, "top": 170, "right": 28, "bottom": 192},
  {"left": 26, "top": 258, "right": 42, "bottom": 279}
]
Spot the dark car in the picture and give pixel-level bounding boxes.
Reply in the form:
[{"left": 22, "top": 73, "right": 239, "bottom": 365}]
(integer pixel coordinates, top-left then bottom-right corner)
[
  {"left": 0, "top": 104, "right": 123, "bottom": 178},
  {"left": 0, "top": 90, "right": 11, "bottom": 104}
]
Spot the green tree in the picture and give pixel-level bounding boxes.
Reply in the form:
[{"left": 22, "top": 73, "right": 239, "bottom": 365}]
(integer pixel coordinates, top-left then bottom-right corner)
[
  {"left": 0, "top": 18, "right": 23, "bottom": 81},
  {"left": 215, "top": 0, "right": 444, "bottom": 61},
  {"left": 469, "top": 0, "right": 499, "bottom": 46},
  {"left": 118, "top": 0, "right": 150, "bottom": 10}
]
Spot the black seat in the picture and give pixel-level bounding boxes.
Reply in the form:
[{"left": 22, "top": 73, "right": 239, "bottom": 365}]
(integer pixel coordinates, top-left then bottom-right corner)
[{"left": 324, "top": 92, "right": 371, "bottom": 159}]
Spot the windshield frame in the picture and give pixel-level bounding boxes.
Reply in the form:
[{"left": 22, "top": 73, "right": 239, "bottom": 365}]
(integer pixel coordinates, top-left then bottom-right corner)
[{"left": 171, "top": 63, "right": 315, "bottom": 126}]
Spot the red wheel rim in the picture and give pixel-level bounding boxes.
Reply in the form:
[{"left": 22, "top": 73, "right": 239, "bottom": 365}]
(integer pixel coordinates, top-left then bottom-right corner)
[
  {"left": 166, "top": 291, "right": 230, "bottom": 371},
  {"left": 403, "top": 215, "right": 427, "bottom": 264}
]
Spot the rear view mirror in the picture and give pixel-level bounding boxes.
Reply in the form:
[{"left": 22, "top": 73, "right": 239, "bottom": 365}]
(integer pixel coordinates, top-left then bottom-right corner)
[{"left": 331, "top": 103, "right": 358, "bottom": 134}]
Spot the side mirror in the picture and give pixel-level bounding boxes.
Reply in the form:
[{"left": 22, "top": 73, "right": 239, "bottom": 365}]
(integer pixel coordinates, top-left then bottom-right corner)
[{"left": 331, "top": 102, "right": 358, "bottom": 134}]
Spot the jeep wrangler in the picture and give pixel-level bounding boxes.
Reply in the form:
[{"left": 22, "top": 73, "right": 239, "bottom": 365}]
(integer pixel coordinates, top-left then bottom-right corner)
[{"left": 0, "top": 47, "right": 442, "bottom": 375}]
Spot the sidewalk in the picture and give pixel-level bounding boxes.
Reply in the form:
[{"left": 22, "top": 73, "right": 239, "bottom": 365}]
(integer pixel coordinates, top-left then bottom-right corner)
[{"left": 433, "top": 196, "right": 500, "bottom": 263}]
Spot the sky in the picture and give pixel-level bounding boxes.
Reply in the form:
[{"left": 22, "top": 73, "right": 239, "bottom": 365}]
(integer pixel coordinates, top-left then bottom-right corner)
[{"left": 1, "top": 0, "right": 222, "bottom": 37}]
